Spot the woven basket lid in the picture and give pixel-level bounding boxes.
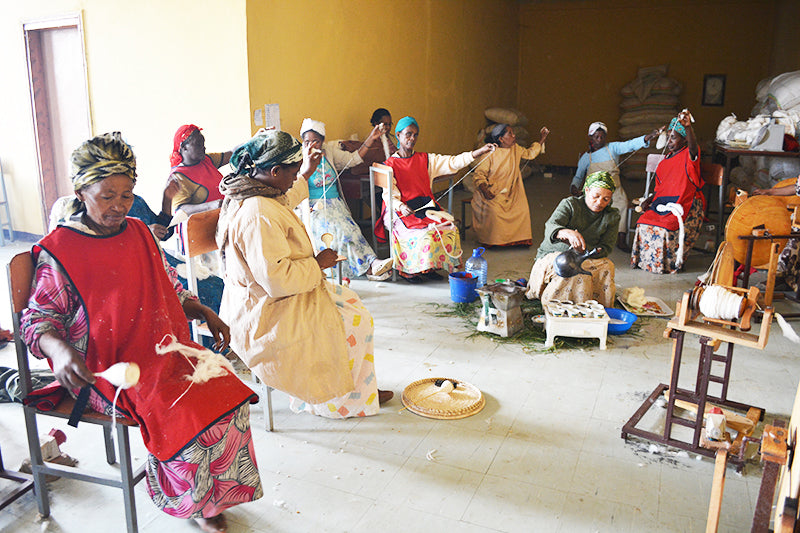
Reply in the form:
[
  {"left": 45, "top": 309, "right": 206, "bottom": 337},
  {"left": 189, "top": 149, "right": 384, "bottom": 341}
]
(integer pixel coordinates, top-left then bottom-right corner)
[{"left": 401, "top": 378, "right": 484, "bottom": 420}]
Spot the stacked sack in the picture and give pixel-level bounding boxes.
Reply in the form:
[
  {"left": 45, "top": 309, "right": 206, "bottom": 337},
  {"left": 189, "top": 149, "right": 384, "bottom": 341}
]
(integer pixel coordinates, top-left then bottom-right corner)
[
  {"left": 618, "top": 65, "right": 682, "bottom": 181},
  {"left": 715, "top": 70, "right": 800, "bottom": 190},
  {"left": 471, "top": 107, "right": 537, "bottom": 183}
]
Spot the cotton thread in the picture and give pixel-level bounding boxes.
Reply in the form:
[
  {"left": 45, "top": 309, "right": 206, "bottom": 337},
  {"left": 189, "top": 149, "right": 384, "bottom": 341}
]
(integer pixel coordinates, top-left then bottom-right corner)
[{"left": 698, "top": 285, "right": 744, "bottom": 320}]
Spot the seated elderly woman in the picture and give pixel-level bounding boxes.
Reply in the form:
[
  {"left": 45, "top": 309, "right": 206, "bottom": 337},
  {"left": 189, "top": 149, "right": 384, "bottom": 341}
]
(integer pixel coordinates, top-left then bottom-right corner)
[
  {"left": 631, "top": 110, "right": 705, "bottom": 274},
  {"left": 298, "top": 118, "right": 393, "bottom": 280},
  {"left": 216, "top": 130, "right": 393, "bottom": 418},
  {"left": 167, "top": 124, "right": 231, "bottom": 214},
  {"left": 22, "top": 133, "right": 262, "bottom": 533},
  {"left": 471, "top": 123, "right": 549, "bottom": 247},
  {"left": 377, "top": 116, "right": 495, "bottom": 283},
  {"left": 526, "top": 171, "right": 620, "bottom": 307}
]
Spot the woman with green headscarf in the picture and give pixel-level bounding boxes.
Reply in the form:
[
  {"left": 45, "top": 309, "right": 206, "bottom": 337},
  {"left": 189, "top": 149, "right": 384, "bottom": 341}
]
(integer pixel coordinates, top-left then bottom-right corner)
[
  {"left": 22, "top": 132, "right": 262, "bottom": 533},
  {"left": 216, "top": 130, "right": 393, "bottom": 420},
  {"left": 526, "top": 170, "right": 620, "bottom": 307}
]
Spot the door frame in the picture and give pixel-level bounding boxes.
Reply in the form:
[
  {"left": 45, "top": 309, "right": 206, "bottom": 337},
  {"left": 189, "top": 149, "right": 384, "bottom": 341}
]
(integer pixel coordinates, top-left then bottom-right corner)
[{"left": 23, "top": 12, "right": 93, "bottom": 231}]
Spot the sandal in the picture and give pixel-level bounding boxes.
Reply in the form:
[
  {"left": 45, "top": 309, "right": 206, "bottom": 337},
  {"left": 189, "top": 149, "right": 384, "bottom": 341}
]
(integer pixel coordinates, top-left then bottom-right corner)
[{"left": 366, "top": 271, "right": 392, "bottom": 282}]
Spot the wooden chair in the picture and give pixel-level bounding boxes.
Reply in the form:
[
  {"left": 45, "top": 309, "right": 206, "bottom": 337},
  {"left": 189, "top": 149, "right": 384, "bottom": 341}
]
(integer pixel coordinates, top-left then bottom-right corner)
[
  {"left": 701, "top": 161, "right": 726, "bottom": 223},
  {"left": 8, "top": 252, "right": 146, "bottom": 532},
  {"left": 181, "top": 209, "right": 275, "bottom": 431},
  {"left": 369, "top": 163, "right": 397, "bottom": 281}
]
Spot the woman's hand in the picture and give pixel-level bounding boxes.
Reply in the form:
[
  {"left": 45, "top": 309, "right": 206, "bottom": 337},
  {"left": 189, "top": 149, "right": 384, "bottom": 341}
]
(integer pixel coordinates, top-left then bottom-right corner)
[
  {"left": 478, "top": 183, "right": 495, "bottom": 200},
  {"left": 472, "top": 143, "right": 496, "bottom": 159},
  {"left": 752, "top": 188, "right": 770, "bottom": 196},
  {"left": 644, "top": 126, "right": 665, "bottom": 144},
  {"left": 299, "top": 144, "right": 323, "bottom": 180},
  {"left": 182, "top": 299, "right": 231, "bottom": 352},
  {"left": 396, "top": 202, "right": 413, "bottom": 217},
  {"left": 38, "top": 331, "right": 95, "bottom": 389},
  {"left": 315, "top": 248, "right": 339, "bottom": 270},
  {"left": 570, "top": 184, "right": 581, "bottom": 197},
  {"left": 639, "top": 194, "right": 654, "bottom": 211},
  {"left": 149, "top": 223, "right": 169, "bottom": 240},
  {"left": 539, "top": 126, "right": 550, "bottom": 144},
  {"left": 557, "top": 228, "right": 586, "bottom": 252},
  {"left": 678, "top": 109, "right": 694, "bottom": 128}
]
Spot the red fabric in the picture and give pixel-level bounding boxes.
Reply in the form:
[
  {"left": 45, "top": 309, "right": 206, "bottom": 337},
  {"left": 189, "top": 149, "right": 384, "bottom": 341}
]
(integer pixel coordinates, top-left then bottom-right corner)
[
  {"left": 784, "top": 134, "right": 799, "bottom": 152},
  {"left": 170, "top": 124, "right": 201, "bottom": 166},
  {"left": 171, "top": 155, "right": 224, "bottom": 203},
  {"left": 374, "top": 153, "right": 444, "bottom": 242},
  {"left": 636, "top": 147, "right": 705, "bottom": 231},
  {"left": 23, "top": 381, "right": 66, "bottom": 411},
  {"left": 35, "top": 219, "right": 254, "bottom": 461}
]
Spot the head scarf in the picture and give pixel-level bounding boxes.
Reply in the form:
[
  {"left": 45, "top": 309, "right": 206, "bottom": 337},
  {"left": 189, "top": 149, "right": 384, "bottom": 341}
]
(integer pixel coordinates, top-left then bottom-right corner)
[
  {"left": 668, "top": 117, "right": 687, "bottom": 138},
  {"left": 64, "top": 132, "right": 137, "bottom": 218},
  {"left": 584, "top": 170, "right": 616, "bottom": 193},
  {"left": 395, "top": 116, "right": 419, "bottom": 136},
  {"left": 588, "top": 122, "right": 607, "bottom": 136},
  {"left": 490, "top": 123, "right": 509, "bottom": 144},
  {"left": 300, "top": 118, "right": 325, "bottom": 138},
  {"left": 170, "top": 124, "right": 201, "bottom": 166}
]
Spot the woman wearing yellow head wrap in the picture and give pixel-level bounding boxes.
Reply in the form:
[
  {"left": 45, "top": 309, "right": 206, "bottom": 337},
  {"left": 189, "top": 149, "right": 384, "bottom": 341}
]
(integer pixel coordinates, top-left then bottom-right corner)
[{"left": 526, "top": 170, "right": 620, "bottom": 307}]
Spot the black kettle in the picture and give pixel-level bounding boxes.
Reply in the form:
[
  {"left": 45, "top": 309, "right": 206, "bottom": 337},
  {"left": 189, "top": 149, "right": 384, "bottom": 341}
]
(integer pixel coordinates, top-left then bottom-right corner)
[{"left": 553, "top": 247, "right": 601, "bottom": 278}]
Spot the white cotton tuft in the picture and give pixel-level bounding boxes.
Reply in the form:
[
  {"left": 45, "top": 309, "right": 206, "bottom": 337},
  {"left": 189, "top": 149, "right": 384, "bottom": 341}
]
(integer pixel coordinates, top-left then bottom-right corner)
[{"left": 776, "top": 313, "right": 800, "bottom": 343}]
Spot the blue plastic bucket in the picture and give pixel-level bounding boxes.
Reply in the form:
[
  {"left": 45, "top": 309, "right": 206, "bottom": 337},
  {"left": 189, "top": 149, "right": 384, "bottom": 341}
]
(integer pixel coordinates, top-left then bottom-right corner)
[{"left": 449, "top": 271, "right": 478, "bottom": 303}]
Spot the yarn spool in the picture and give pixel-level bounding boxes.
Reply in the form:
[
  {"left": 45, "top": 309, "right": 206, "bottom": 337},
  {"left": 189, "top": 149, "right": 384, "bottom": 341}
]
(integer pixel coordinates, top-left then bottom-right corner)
[
  {"left": 95, "top": 362, "right": 140, "bottom": 389},
  {"left": 725, "top": 196, "right": 791, "bottom": 266},
  {"left": 689, "top": 285, "right": 757, "bottom": 331}
]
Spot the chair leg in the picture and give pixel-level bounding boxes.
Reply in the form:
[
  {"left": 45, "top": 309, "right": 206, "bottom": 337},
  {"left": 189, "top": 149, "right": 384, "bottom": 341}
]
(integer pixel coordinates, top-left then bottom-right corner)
[
  {"left": 103, "top": 425, "right": 117, "bottom": 465},
  {"left": 23, "top": 407, "right": 50, "bottom": 517},
  {"left": 116, "top": 424, "right": 138, "bottom": 533},
  {"left": 265, "top": 385, "right": 274, "bottom": 432}
]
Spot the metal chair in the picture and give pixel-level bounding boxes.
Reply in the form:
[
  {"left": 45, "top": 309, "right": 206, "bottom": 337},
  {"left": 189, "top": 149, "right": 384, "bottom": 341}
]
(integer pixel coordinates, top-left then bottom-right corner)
[
  {"left": 626, "top": 153, "right": 666, "bottom": 245},
  {"left": 8, "top": 252, "right": 145, "bottom": 532},
  {"left": 181, "top": 209, "right": 275, "bottom": 431},
  {"left": 369, "top": 163, "right": 397, "bottom": 281}
]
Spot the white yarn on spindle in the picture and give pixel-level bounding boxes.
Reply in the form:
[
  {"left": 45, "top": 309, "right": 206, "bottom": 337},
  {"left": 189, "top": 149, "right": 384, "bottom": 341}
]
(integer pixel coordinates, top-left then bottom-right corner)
[
  {"left": 380, "top": 133, "right": 391, "bottom": 161},
  {"left": 698, "top": 285, "right": 744, "bottom": 320},
  {"left": 655, "top": 202, "right": 685, "bottom": 267}
]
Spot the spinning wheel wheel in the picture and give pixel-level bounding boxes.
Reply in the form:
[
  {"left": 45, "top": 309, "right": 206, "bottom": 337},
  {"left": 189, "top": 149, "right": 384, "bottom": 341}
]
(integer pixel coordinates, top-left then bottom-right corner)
[{"left": 725, "top": 195, "right": 791, "bottom": 265}]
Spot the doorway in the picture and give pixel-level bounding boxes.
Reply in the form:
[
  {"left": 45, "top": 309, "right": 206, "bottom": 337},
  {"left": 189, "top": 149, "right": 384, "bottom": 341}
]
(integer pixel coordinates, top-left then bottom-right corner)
[{"left": 24, "top": 14, "right": 92, "bottom": 230}]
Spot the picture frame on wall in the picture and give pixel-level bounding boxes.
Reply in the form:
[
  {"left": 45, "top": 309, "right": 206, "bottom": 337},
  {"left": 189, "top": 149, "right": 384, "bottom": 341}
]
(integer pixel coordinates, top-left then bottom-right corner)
[{"left": 702, "top": 74, "right": 726, "bottom": 106}]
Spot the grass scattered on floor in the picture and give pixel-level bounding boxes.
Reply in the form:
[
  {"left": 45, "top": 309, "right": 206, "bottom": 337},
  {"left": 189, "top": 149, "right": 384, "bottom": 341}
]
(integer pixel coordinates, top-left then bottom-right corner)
[{"left": 426, "top": 298, "right": 649, "bottom": 353}]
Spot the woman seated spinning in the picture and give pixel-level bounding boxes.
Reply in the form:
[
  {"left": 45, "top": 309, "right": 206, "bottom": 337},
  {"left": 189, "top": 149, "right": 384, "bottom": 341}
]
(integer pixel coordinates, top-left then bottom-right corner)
[
  {"left": 377, "top": 116, "right": 495, "bottom": 283},
  {"left": 631, "top": 111, "right": 705, "bottom": 274},
  {"left": 22, "top": 133, "right": 261, "bottom": 533},
  {"left": 526, "top": 171, "right": 620, "bottom": 307},
  {"left": 216, "top": 130, "right": 392, "bottom": 419},
  {"left": 298, "top": 118, "right": 393, "bottom": 280},
  {"left": 472, "top": 123, "right": 549, "bottom": 247}
]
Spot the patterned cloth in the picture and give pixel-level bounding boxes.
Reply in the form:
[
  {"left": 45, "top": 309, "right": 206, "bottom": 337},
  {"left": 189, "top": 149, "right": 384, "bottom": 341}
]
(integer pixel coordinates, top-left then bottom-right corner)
[
  {"left": 289, "top": 283, "right": 379, "bottom": 418},
  {"left": 778, "top": 237, "right": 800, "bottom": 291},
  {"left": 526, "top": 252, "right": 616, "bottom": 307},
  {"left": 630, "top": 197, "right": 704, "bottom": 273},
  {"left": 389, "top": 216, "right": 462, "bottom": 274},
  {"left": 146, "top": 403, "right": 262, "bottom": 519}
]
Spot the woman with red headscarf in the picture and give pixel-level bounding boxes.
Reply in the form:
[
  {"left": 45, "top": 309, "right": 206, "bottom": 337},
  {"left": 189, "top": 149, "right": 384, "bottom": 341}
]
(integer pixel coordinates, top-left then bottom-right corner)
[{"left": 166, "top": 124, "right": 232, "bottom": 214}]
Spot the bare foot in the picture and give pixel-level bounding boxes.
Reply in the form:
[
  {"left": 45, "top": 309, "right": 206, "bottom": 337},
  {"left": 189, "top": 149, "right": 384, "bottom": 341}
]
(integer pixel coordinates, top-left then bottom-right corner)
[{"left": 194, "top": 514, "right": 227, "bottom": 533}]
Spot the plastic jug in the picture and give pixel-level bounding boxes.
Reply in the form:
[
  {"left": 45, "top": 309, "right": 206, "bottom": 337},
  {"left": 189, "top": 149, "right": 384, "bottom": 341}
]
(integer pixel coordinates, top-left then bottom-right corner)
[{"left": 465, "top": 247, "right": 488, "bottom": 288}]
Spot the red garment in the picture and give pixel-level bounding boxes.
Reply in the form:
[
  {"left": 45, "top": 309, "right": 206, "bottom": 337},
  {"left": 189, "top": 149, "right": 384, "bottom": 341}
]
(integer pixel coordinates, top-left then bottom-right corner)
[
  {"left": 374, "top": 153, "right": 443, "bottom": 242},
  {"left": 636, "top": 147, "right": 705, "bottom": 231},
  {"left": 35, "top": 219, "right": 254, "bottom": 461},
  {"left": 170, "top": 124, "right": 201, "bottom": 166},
  {"left": 171, "top": 155, "right": 224, "bottom": 203}
]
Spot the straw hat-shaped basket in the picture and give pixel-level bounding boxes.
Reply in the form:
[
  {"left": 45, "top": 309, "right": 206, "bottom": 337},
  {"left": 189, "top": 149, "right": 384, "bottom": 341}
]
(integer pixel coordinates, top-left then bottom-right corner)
[{"left": 401, "top": 378, "right": 484, "bottom": 420}]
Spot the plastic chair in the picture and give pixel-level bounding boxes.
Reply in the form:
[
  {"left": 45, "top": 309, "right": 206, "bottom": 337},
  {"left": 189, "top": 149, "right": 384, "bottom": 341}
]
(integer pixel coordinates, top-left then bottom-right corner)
[
  {"left": 8, "top": 252, "right": 146, "bottom": 532},
  {"left": 369, "top": 163, "right": 397, "bottom": 281},
  {"left": 181, "top": 209, "right": 274, "bottom": 431},
  {"left": 626, "top": 153, "right": 666, "bottom": 245}
]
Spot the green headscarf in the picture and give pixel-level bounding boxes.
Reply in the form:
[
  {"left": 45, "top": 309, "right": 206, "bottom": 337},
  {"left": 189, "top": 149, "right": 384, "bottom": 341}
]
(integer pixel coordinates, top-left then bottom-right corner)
[
  {"left": 584, "top": 170, "right": 616, "bottom": 192},
  {"left": 230, "top": 130, "right": 303, "bottom": 177},
  {"left": 64, "top": 132, "right": 137, "bottom": 217},
  {"left": 668, "top": 117, "right": 687, "bottom": 138}
]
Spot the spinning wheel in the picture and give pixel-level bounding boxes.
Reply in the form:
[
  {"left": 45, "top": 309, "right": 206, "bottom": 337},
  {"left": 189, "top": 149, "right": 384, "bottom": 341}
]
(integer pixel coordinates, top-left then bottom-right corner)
[{"left": 725, "top": 195, "right": 791, "bottom": 265}]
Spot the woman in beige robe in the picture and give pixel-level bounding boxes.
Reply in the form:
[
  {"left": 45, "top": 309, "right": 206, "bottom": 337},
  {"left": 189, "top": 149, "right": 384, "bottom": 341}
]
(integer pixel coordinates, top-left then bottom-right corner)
[
  {"left": 217, "top": 130, "right": 392, "bottom": 418},
  {"left": 472, "top": 124, "right": 548, "bottom": 246}
]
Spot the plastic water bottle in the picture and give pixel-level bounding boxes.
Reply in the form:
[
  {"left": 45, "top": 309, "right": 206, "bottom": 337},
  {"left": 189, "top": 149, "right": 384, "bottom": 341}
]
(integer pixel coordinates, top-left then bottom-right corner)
[{"left": 465, "top": 247, "right": 488, "bottom": 288}]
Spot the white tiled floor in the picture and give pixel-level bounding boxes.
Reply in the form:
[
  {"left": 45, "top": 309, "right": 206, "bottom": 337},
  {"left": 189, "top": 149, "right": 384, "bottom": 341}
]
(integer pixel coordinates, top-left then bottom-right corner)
[{"left": 0, "top": 173, "right": 797, "bottom": 532}]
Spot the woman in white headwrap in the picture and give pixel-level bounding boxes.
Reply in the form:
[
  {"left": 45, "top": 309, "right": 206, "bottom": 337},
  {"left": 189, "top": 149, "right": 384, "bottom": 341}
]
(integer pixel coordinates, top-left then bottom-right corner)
[
  {"left": 571, "top": 121, "right": 662, "bottom": 251},
  {"left": 298, "top": 118, "right": 393, "bottom": 280}
]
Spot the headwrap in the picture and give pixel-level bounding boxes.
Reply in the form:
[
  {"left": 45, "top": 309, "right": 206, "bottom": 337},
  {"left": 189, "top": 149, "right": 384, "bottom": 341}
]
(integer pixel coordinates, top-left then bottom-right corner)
[
  {"left": 395, "top": 116, "right": 419, "bottom": 136},
  {"left": 64, "top": 132, "right": 137, "bottom": 218},
  {"left": 300, "top": 118, "right": 326, "bottom": 138},
  {"left": 229, "top": 130, "right": 303, "bottom": 177},
  {"left": 588, "top": 122, "right": 607, "bottom": 136},
  {"left": 170, "top": 124, "right": 201, "bottom": 166},
  {"left": 584, "top": 170, "right": 616, "bottom": 193},
  {"left": 490, "top": 123, "right": 509, "bottom": 144},
  {"left": 668, "top": 117, "right": 687, "bottom": 138}
]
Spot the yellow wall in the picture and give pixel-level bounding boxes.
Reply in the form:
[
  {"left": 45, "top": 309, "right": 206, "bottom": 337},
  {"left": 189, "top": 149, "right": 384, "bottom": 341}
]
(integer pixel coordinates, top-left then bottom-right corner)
[
  {"left": 0, "top": 0, "right": 250, "bottom": 235},
  {"left": 246, "top": 0, "right": 520, "bottom": 156},
  {"left": 518, "top": 0, "right": 782, "bottom": 166}
]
